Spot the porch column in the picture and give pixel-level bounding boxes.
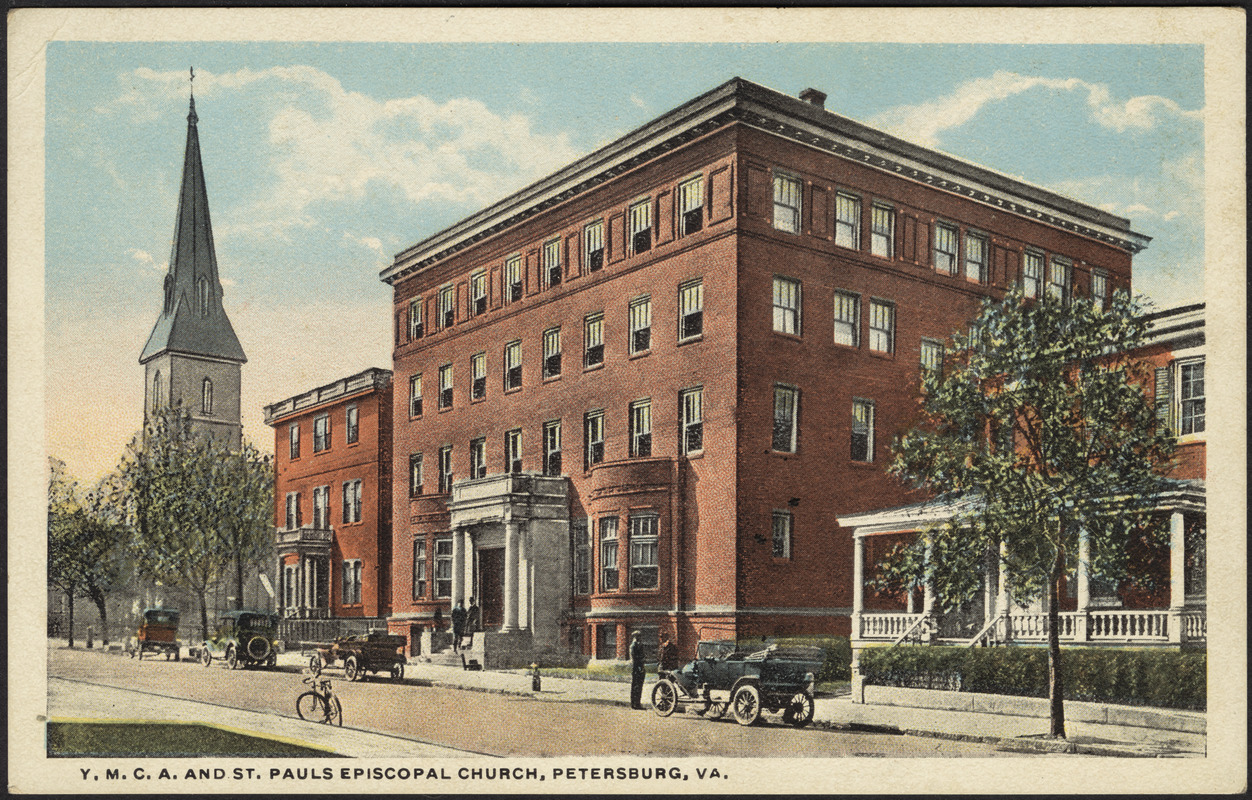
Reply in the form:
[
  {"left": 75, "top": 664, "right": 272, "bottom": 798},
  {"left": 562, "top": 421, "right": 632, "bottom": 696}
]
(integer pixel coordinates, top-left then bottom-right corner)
[
  {"left": 851, "top": 533, "right": 864, "bottom": 640},
  {"left": 451, "top": 527, "right": 465, "bottom": 608},
  {"left": 1074, "top": 527, "right": 1090, "bottom": 642},
  {"left": 921, "top": 539, "right": 936, "bottom": 643},
  {"left": 516, "top": 527, "right": 531, "bottom": 631},
  {"left": 1168, "top": 511, "right": 1185, "bottom": 643},
  {"left": 502, "top": 521, "right": 520, "bottom": 631},
  {"left": 998, "top": 541, "right": 1011, "bottom": 641},
  {"left": 276, "top": 558, "right": 284, "bottom": 615},
  {"left": 983, "top": 545, "right": 996, "bottom": 625},
  {"left": 462, "top": 527, "right": 475, "bottom": 608},
  {"left": 302, "top": 557, "right": 311, "bottom": 612}
]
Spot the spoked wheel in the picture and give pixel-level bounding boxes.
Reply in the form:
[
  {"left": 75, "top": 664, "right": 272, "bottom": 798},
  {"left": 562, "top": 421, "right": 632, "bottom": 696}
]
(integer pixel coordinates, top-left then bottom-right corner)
[
  {"left": 328, "top": 696, "right": 343, "bottom": 727},
  {"left": 651, "top": 680, "right": 678, "bottom": 717},
  {"left": 200, "top": 647, "right": 212, "bottom": 668},
  {"left": 344, "top": 656, "right": 361, "bottom": 682},
  {"left": 731, "top": 684, "right": 762, "bottom": 726},
  {"left": 296, "top": 692, "right": 323, "bottom": 722},
  {"left": 308, "top": 655, "right": 324, "bottom": 675},
  {"left": 389, "top": 662, "right": 405, "bottom": 681},
  {"left": 782, "top": 691, "right": 815, "bottom": 728},
  {"left": 225, "top": 646, "right": 240, "bottom": 670},
  {"left": 705, "top": 702, "right": 727, "bottom": 720}
]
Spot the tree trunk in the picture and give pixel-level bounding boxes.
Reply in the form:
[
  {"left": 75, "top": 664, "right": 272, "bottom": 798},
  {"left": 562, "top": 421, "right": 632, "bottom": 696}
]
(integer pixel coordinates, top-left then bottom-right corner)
[
  {"left": 90, "top": 586, "right": 110, "bottom": 645},
  {"left": 1048, "top": 545, "right": 1066, "bottom": 739},
  {"left": 199, "top": 591, "right": 210, "bottom": 642},
  {"left": 66, "top": 591, "right": 76, "bottom": 648},
  {"left": 235, "top": 552, "right": 245, "bottom": 611}
]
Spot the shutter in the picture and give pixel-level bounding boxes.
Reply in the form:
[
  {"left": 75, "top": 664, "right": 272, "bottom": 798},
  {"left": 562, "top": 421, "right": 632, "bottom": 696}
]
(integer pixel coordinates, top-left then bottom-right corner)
[
  {"left": 810, "top": 186, "right": 829, "bottom": 238},
  {"left": 656, "top": 190, "right": 674, "bottom": 244},
  {"left": 1155, "top": 366, "right": 1174, "bottom": 429},
  {"left": 709, "top": 164, "right": 733, "bottom": 223}
]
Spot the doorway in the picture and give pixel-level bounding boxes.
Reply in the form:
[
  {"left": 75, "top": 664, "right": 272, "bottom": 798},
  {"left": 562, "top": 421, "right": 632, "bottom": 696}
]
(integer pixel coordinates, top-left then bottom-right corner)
[{"left": 478, "top": 548, "right": 505, "bottom": 629}]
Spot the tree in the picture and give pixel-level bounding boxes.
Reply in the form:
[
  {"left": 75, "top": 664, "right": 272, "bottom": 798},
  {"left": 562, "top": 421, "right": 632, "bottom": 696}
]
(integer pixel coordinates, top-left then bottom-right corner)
[
  {"left": 884, "top": 287, "right": 1176, "bottom": 738},
  {"left": 48, "top": 458, "right": 85, "bottom": 646},
  {"left": 215, "top": 441, "right": 274, "bottom": 612}
]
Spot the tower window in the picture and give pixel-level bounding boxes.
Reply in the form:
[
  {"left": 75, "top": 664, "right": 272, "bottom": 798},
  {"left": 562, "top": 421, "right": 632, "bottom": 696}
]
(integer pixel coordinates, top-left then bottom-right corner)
[
  {"left": 198, "top": 278, "right": 210, "bottom": 316},
  {"left": 152, "top": 371, "right": 164, "bottom": 413},
  {"left": 201, "top": 377, "right": 213, "bottom": 415}
]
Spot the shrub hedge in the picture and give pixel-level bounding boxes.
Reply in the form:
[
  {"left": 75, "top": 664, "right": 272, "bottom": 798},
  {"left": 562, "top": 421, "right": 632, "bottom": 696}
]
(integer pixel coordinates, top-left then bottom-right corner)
[
  {"left": 769, "top": 636, "right": 853, "bottom": 682},
  {"left": 858, "top": 646, "right": 1206, "bottom": 711}
]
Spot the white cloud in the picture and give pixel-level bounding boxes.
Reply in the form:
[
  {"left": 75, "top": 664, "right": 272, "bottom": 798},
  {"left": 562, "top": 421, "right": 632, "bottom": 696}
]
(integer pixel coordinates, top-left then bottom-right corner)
[
  {"left": 630, "top": 94, "right": 647, "bottom": 110},
  {"left": 1046, "top": 153, "right": 1202, "bottom": 223},
  {"left": 127, "top": 247, "right": 167, "bottom": 273},
  {"left": 870, "top": 71, "right": 1202, "bottom": 148}
]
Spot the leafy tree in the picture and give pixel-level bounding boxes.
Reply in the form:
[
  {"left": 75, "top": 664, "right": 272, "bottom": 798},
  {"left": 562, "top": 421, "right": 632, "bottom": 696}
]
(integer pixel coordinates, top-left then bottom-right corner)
[
  {"left": 883, "top": 288, "right": 1176, "bottom": 738},
  {"left": 48, "top": 458, "right": 85, "bottom": 646},
  {"left": 215, "top": 441, "right": 274, "bottom": 612}
]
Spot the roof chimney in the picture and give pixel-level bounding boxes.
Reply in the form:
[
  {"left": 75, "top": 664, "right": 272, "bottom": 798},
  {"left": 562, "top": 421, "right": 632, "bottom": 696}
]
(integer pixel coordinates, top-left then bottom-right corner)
[{"left": 799, "top": 88, "right": 827, "bottom": 109}]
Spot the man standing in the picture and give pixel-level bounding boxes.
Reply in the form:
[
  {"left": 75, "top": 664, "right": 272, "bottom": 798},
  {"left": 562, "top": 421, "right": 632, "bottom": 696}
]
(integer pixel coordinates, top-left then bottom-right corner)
[
  {"left": 629, "top": 631, "right": 646, "bottom": 709},
  {"left": 658, "top": 635, "right": 677, "bottom": 672},
  {"left": 451, "top": 601, "right": 467, "bottom": 652},
  {"left": 467, "top": 597, "right": 480, "bottom": 634}
]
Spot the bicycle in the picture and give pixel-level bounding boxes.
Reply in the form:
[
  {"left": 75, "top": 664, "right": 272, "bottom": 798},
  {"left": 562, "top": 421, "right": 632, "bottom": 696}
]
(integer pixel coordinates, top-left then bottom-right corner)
[{"left": 295, "top": 674, "right": 343, "bottom": 726}]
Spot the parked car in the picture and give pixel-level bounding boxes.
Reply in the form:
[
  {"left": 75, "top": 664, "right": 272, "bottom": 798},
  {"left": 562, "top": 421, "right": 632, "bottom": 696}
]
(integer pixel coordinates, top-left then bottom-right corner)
[
  {"left": 309, "top": 631, "right": 407, "bottom": 681},
  {"left": 651, "top": 640, "right": 824, "bottom": 727},
  {"left": 199, "top": 610, "right": 280, "bottom": 670},
  {"left": 125, "top": 608, "right": 181, "bottom": 661}
]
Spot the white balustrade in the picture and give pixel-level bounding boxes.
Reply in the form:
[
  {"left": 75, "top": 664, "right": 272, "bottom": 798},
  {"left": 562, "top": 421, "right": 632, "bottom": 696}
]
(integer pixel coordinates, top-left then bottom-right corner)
[
  {"left": 859, "top": 613, "right": 923, "bottom": 640},
  {"left": 1181, "top": 611, "right": 1206, "bottom": 642},
  {"left": 1088, "top": 610, "right": 1169, "bottom": 640}
]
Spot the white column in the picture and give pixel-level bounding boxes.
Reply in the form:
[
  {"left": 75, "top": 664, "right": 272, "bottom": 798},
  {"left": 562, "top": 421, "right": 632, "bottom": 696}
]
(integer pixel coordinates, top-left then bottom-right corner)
[
  {"left": 517, "top": 526, "right": 531, "bottom": 631},
  {"left": 1074, "top": 527, "right": 1090, "bottom": 642},
  {"left": 922, "top": 540, "right": 936, "bottom": 614},
  {"left": 1168, "top": 511, "right": 1186, "bottom": 643},
  {"left": 463, "top": 528, "right": 475, "bottom": 606},
  {"left": 983, "top": 546, "right": 996, "bottom": 625},
  {"left": 451, "top": 528, "right": 465, "bottom": 608},
  {"left": 502, "top": 522, "right": 520, "bottom": 631},
  {"left": 276, "top": 558, "right": 285, "bottom": 614},
  {"left": 302, "top": 557, "right": 310, "bottom": 612},
  {"left": 851, "top": 533, "right": 865, "bottom": 637}
]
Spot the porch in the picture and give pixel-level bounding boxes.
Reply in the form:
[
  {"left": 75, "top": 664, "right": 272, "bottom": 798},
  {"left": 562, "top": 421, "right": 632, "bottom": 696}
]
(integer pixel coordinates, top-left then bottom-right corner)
[{"left": 275, "top": 526, "right": 333, "bottom": 619}]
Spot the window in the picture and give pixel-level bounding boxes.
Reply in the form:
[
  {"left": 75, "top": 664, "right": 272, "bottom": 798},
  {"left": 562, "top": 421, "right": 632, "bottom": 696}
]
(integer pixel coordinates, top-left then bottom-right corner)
[
  {"left": 469, "top": 352, "right": 486, "bottom": 400},
  {"left": 680, "top": 388, "right": 703, "bottom": 455},
  {"left": 772, "top": 277, "right": 801, "bottom": 335},
  {"left": 584, "top": 411, "right": 604, "bottom": 470},
  {"left": 573, "top": 519, "right": 591, "bottom": 595},
  {"left": 869, "top": 300, "right": 895, "bottom": 354},
  {"left": 543, "top": 327, "right": 562, "bottom": 379},
  {"left": 678, "top": 280, "right": 703, "bottom": 341},
  {"left": 505, "top": 429, "right": 523, "bottom": 474},
  {"left": 833, "top": 291, "right": 860, "bottom": 347},
  {"left": 346, "top": 405, "right": 359, "bottom": 444},
  {"left": 679, "top": 177, "right": 704, "bottom": 235},
  {"left": 773, "top": 173, "right": 801, "bottom": 233},
  {"left": 470, "top": 271, "right": 487, "bottom": 316},
  {"left": 629, "top": 200, "right": 652, "bottom": 254},
  {"left": 835, "top": 193, "right": 860, "bottom": 250},
  {"left": 413, "top": 539, "right": 427, "bottom": 600},
  {"left": 920, "top": 339, "right": 944, "bottom": 372},
  {"left": 964, "top": 233, "right": 988, "bottom": 283},
  {"left": 152, "top": 371, "right": 164, "bottom": 413},
  {"left": 851, "top": 399, "right": 875, "bottom": 462},
  {"left": 773, "top": 386, "right": 799, "bottom": 453},
  {"left": 313, "top": 414, "right": 331, "bottom": 452},
  {"left": 198, "top": 278, "right": 210, "bottom": 316},
  {"left": 470, "top": 438, "right": 487, "bottom": 479},
  {"left": 871, "top": 204, "right": 895, "bottom": 258},
  {"left": 628, "top": 515, "right": 659, "bottom": 590},
  {"left": 434, "top": 538, "right": 453, "bottom": 598},
  {"left": 1047, "top": 258, "right": 1072, "bottom": 304},
  {"left": 584, "top": 313, "right": 604, "bottom": 368},
  {"left": 409, "top": 374, "right": 423, "bottom": 417},
  {"left": 630, "top": 400, "right": 652, "bottom": 457},
  {"left": 629, "top": 296, "right": 651, "bottom": 354},
  {"left": 505, "top": 256, "right": 523, "bottom": 302},
  {"left": 1022, "top": 251, "right": 1043, "bottom": 298},
  {"left": 934, "top": 223, "right": 958, "bottom": 275},
  {"left": 438, "top": 446, "right": 453, "bottom": 493},
  {"left": 543, "top": 421, "right": 562, "bottom": 476},
  {"left": 341, "top": 479, "right": 362, "bottom": 524},
  {"left": 584, "top": 220, "right": 604, "bottom": 273},
  {"left": 201, "top": 378, "right": 213, "bottom": 415},
  {"left": 597, "top": 623, "right": 618, "bottom": 659},
  {"left": 284, "top": 492, "right": 302, "bottom": 529},
  {"left": 342, "top": 560, "right": 362, "bottom": 605},
  {"left": 288, "top": 423, "right": 300, "bottom": 459},
  {"left": 772, "top": 511, "right": 792, "bottom": 559},
  {"left": 504, "top": 341, "right": 522, "bottom": 391},
  {"left": 543, "top": 238, "right": 562, "bottom": 288},
  {"left": 1091, "top": 269, "right": 1108, "bottom": 311},
  {"left": 439, "top": 284, "right": 455, "bottom": 329},
  {"left": 409, "top": 453, "right": 423, "bottom": 497},
  {"left": 1179, "top": 360, "right": 1205, "bottom": 435},
  {"left": 311, "top": 486, "right": 329, "bottom": 529},
  {"left": 599, "top": 516, "right": 619, "bottom": 591},
  {"left": 408, "top": 297, "right": 424, "bottom": 339},
  {"left": 438, "top": 364, "right": 453, "bottom": 410}
]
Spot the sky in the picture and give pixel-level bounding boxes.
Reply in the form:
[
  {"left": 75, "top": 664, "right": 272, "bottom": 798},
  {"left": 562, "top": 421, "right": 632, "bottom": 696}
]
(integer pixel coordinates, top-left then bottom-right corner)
[{"left": 43, "top": 41, "right": 1206, "bottom": 485}]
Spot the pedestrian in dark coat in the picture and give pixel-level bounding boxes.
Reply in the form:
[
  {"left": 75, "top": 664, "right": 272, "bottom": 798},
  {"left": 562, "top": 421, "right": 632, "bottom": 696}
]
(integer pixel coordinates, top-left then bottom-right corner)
[
  {"left": 658, "top": 636, "right": 678, "bottom": 672},
  {"left": 451, "top": 602, "right": 467, "bottom": 652},
  {"left": 629, "top": 631, "right": 646, "bottom": 709},
  {"left": 467, "top": 597, "right": 480, "bottom": 633}
]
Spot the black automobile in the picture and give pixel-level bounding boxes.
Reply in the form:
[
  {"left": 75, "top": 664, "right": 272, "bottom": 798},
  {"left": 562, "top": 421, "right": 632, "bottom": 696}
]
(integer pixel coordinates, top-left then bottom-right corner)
[{"left": 199, "top": 610, "right": 280, "bottom": 670}]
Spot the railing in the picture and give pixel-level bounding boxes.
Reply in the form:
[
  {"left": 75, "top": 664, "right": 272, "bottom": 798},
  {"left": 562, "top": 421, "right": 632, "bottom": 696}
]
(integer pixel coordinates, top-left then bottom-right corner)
[
  {"left": 1181, "top": 610, "right": 1206, "bottom": 642},
  {"left": 999, "top": 612, "right": 1081, "bottom": 641},
  {"left": 1088, "top": 610, "right": 1169, "bottom": 641},
  {"left": 966, "top": 615, "right": 1005, "bottom": 647},
  {"left": 856, "top": 608, "right": 1205, "bottom": 647},
  {"left": 280, "top": 617, "right": 386, "bottom": 648},
  {"left": 859, "top": 613, "right": 924, "bottom": 641},
  {"left": 275, "top": 527, "right": 333, "bottom": 546}
]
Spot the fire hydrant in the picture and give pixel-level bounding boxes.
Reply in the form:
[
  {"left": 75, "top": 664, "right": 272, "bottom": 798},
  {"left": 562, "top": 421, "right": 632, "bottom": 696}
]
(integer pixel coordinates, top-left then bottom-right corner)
[
  {"left": 86, "top": 627, "right": 94, "bottom": 649},
  {"left": 530, "top": 663, "right": 541, "bottom": 693}
]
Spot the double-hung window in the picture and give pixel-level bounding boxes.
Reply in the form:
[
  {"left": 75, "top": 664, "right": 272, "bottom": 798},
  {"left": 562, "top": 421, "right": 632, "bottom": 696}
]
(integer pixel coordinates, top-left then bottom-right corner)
[
  {"left": 772, "top": 511, "right": 792, "bottom": 559},
  {"left": 313, "top": 414, "right": 331, "bottom": 452},
  {"left": 584, "top": 220, "right": 605, "bottom": 273},
  {"left": 434, "top": 538, "right": 453, "bottom": 598},
  {"left": 346, "top": 405, "right": 359, "bottom": 444},
  {"left": 584, "top": 411, "right": 604, "bottom": 470},
  {"left": 680, "top": 387, "right": 703, "bottom": 455},
  {"left": 772, "top": 277, "right": 801, "bottom": 335},
  {"left": 438, "top": 364, "right": 453, "bottom": 410},
  {"left": 869, "top": 300, "right": 895, "bottom": 354},
  {"left": 773, "top": 173, "right": 801, "bottom": 233},
  {"left": 629, "top": 200, "right": 652, "bottom": 254},
  {"left": 573, "top": 519, "right": 591, "bottom": 595},
  {"left": 409, "top": 373, "right": 423, "bottom": 417},
  {"left": 629, "top": 297, "right": 652, "bottom": 354},
  {"left": 964, "top": 233, "right": 988, "bottom": 283},
  {"left": 871, "top": 204, "right": 895, "bottom": 258},
  {"left": 584, "top": 313, "right": 604, "bottom": 368},
  {"left": 202, "top": 378, "right": 213, "bottom": 415},
  {"left": 920, "top": 339, "right": 944, "bottom": 373},
  {"left": 413, "top": 539, "right": 427, "bottom": 600},
  {"left": 312, "top": 486, "right": 329, "bottom": 529},
  {"left": 438, "top": 446, "right": 453, "bottom": 493},
  {"left": 1179, "top": 360, "right": 1205, "bottom": 435},
  {"left": 630, "top": 399, "right": 652, "bottom": 457},
  {"left": 678, "top": 280, "right": 703, "bottom": 341},
  {"left": 470, "top": 271, "right": 487, "bottom": 316},
  {"left": 543, "top": 327, "right": 562, "bottom": 379},
  {"left": 1047, "top": 258, "right": 1072, "bottom": 304},
  {"left": 285, "top": 492, "right": 301, "bottom": 529},
  {"left": 504, "top": 341, "right": 522, "bottom": 391},
  {"left": 679, "top": 177, "right": 704, "bottom": 236},
  {"left": 505, "top": 256, "right": 523, "bottom": 303},
  {"left": 1091, "top": 269, "right": 1108, "bottom": 311},
  {"left": 1022, "top": 251, "right": 1043, "bottom": 298},
  {"left": 773, "top": 386, "right": 799, "bottom": 453},
  {"left": 471, "top": 353, "right": 486, "bottom": 400},
  {"left": 505, "top": 429, "right": 523, "bottom": 474},
  {"left": 342, "top": 479, "right": 362, "bottom": 524},
  {"left": 835, "top": 193, "right": 861, "bottom": 250},
  {"left": 342, "top": 560, "right": 362, "bottom": 605},
  {"left": 439, "top": 284, "right": 455, "bottom": 329},
  {"left": 470, "top": 438, "right": 487, "bottom": 479},
  {"left": 851, "top": 399, "right": 875, "bottom": 462},
  {"left": 833, "top": 291, "right": 860, "bottom": 347},
  {"left": 543, "top": 239, "right": 562, "bottom": 288},
  {"left": 934, "top": 224, "right": 958, "bottom": 275},
  {"left": 543, "top": 421, "right": 562, "bottom": 476},
  {"left": 628, "top": 515, "right": 659, "bottom": 590},
  {"left": 289, "top": 424, "right": 300, "bottom": 459},
  {"left": 409, "top": 453, "right": 423, "bottom": 497},
  {"left": 408, "top": 297, "right": 423, "bottom": 339},
  {"left": 599, "top": 517, "right": 619, "bottom": 592}
]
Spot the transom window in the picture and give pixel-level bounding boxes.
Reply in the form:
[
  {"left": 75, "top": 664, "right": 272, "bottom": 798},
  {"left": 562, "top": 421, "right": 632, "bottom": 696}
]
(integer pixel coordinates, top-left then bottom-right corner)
[
  {"left": 409, "top": 453, "right": 423, "bottom": 497},
  {"left": 313, "top": 414, "right": 331, "bottom": 452},
  {"left": 346, "top": 404, "right": 359, "bottom": 444},
  {"left": 629, "top": 200, "right": 652, "bottom": 254},
  {"left": 409, "top": 373, "right": 423, "bottom": 417},
  {"left": 584, "top": 410, "right": 605, "bottom": 470},
  {"left": 438, "top": 364, "right": 453, "bottom": 410},
  {"left": 630, "top": 399, "right": 652, "bottom": 458},
  {"left": 678, "top": 279, "right": 703, "bottom": 341},
  {"left": 505, "top": 429, "right": 523, "bottom": 474},
  {"left": 964, "top": 233, "right": 988, "bottom": 283},
  {"left": 1179, "top": 360, "right": 1205, "bottom": 435},
  {"left": 471, "top": 352, "right": 487, "bottom": 400},
  {"left": 504, "top": 341, "right": 522, "bottom": 391},
  {"left": 871, "top": 204, "right": 895, "bottom": 258},
  {"left": 680, "top": 387, "right": 703, "bottom": 455},
  {"left": 438, "top": 446, "right": 453, "bottom": 493},
  {"left": 629, "top": 297, "right": 652, "bottom": 354},
  {"left": 835, "top": 193, "right": 861, "bottom": 250},
  {"left": 772, "top": 511, "right": 792, "bottom": 559},
  {"left": 573, "top": 519, "right": 591, "bottom": 596},
  {"left": 413, "top": 539, "right": 427, "bottom": 600},
  {"left": 851, "top": 399, "right": 875, "bottom": 462},
  {"left": 773, "top": 386, "right": 799, "bottom": 453},
  {"left": 439, "top": 284, "right": 455, "bottom": 329},
  {"left": 833, "top": 291, "right": 860, "bottom": 347},
  {"left": 1022, "top": 251, "right": 1043, "bottom": 298},
  {"left": 342, "top": 479, "right": 362, "bottom": 524},
  {"left": 584, "top": 220, "right": 605, "bottom": 273},
  {"left": 288, "top": 423, "right": 300, "bottom": 459},
  {"left": 1047, "top": 258, "right": 1072, "bottom": 304},
  {"left": 599, "top": 517, "right": 619, "bottom": 592},
  {"left": 628, "top": 515, "right": 659, "bottom": 590},
  {"left": 772, "top": 277, "right": 801, "bottom": 335},
  {"left": 584, "top": 313, "right": 604, "bottom": 369},
  {"left": 470, "top": 438, "right": 487, "bottom": 479},
  {"left": 471, "top": 271, "right": 488, "bottom": 316},
  {"left": 408, "top": 297, "right": 423, "bottom": 339},
  {"left": 506, "top": 256, "right": 524, "bottom": 303},
  {"left": 435, "top": 538, "right": 453, "bottom": 598},
  {"left": 773, "top": 173, "right": 801, "bottom": 233},
  {"left": 543, "top": 421, "right": 562, "bottom": 476},
  {"left": 934, "top": 223, "right": 958, "bottom": 275},
  {"left": 679, "top": 177, "right": 704, "bottom": 236},
  {"left": 543, "top": 239, "right": 562, "bottom": 288},
  {"left": 543, "top": 327, "right": 562, "bottom": 379},
  {"left": 1091, "top": 269, "right": 1109, "bottom": 311},
  {"left": 869, "top": 299, "right": 895, "bottom": 354}
]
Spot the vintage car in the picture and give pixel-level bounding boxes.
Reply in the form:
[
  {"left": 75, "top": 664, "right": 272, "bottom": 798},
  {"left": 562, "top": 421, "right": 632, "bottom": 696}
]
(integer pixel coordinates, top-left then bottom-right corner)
[
  {"left": 308, "top": 631, "right": 407, "bottom": 681},
  {"left": 125, "top": 608, "right": 181, "bottom": 661},
  {"left": 199, "top": 610, "right": 280, "bottom": 670},
  {"left": 651, "top": 640, "right": 824, "bottom": 727}
]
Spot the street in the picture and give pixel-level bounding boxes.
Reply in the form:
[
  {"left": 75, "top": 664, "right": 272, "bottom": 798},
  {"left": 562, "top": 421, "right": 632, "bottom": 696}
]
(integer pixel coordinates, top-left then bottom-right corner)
[{"left": 47, "top": 646, "right": 1023, "bottom": 757}]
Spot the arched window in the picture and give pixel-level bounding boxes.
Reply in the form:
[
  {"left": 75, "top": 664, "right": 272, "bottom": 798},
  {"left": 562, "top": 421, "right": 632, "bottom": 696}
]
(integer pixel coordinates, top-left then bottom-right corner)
[
  {"left": 202, "top": 377, "right": 214, "bottom": 415},
  {"left": 198, "top": 278, "right": 210, "bottom": 316},
  {"left": 152, "top": 371, "right": 163, "bottom": 412},
  {"left": 163, "top": 275, "right": 174, "bottom": 314}
]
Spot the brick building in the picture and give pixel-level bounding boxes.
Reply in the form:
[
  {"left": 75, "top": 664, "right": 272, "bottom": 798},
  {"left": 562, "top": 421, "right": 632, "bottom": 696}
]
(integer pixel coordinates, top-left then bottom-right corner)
[
  {"left": 264, "top": 368, "right": 394, "bottom": 625},
  {"left": 378, "top": 78, "right": 1148, "bottom": 663}
]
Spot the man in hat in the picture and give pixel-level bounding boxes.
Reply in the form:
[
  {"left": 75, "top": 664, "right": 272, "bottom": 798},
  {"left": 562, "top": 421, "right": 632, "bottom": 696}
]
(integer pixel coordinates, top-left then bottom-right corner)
[{"left": 628, "top": 631, "right": 647, "bottom": 709}]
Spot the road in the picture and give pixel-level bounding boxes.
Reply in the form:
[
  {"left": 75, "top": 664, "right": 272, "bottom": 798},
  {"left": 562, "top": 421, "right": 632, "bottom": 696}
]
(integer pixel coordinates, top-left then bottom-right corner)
[{"left": 48, "top": 647, "right": 1020, "bottom": 758}]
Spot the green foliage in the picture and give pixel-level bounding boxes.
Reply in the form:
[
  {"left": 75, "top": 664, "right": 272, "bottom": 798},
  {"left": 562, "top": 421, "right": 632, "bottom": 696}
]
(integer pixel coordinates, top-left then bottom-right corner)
[
  {"left": 772, "top": 636, "right": 852, "bottom": 682},
  {"left": 859, "top": 646, "right": 1205, "bottom": 710}
]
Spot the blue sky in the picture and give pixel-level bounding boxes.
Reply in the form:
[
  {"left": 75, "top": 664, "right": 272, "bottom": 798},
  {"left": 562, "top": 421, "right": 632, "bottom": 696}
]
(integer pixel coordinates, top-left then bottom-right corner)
[{"left": 44, "top": 42, "right": 1206, "bottom": 483}]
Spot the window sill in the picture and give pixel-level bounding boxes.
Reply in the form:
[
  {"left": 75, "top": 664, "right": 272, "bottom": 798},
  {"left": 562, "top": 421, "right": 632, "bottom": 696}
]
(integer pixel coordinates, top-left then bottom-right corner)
[
  {"left": 676, "top": 335, "right": 703, "bottom": 347},
  {"left": 628, "top": 349, "right": 651, "bottom": 360},
  {"left": 409, "top": 414, "right": 423, "bottom": 422},
  {"left": 437, "top": 406, "right": 454, "bottom": 413},
  {"left": 583, "top": 362, "right": 605, "bottom": 373},
  {"left": 504, "top": 386, "right": 522, "bottom": 396},
  {"left": 682, "top": 450, "right": 704, "bottom": 460},
  {"left": 769, "top": 449, "right": 798, "bottom": 457},
  {"left": 772, "top": 330, "right": 803, "bottom": 342},
  {"left": 832, "top": 341, "right": 860, "bottom": 351},
  {"left": 867, "top": 350, "right": 895, "bottom": 361},
  {"left": 542, "top": 374, "right": 563, "bottom": 384},
  {"left": 471, "top": 396, "right": 487, "bottom": 404}
]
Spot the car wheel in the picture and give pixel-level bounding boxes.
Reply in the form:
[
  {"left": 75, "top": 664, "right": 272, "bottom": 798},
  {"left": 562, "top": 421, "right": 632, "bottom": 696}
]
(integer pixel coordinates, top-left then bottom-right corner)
[
  {"left": 651, "top": 680, "right": 678, "bottom": 717},
  {"left": 390, "top": 662, "right": 405, "bottom": 681},
  {"left": 344, "top": 656, "right": 361, "bottom": 682},
  {"left": 705, "top": 702, "right": 727, "bottom": 720},
  {"left": 731, "top": 684, "right": 762, "bottom": 726},
  {"left": 200, "top": 647, "right": 212, "bottom": 668},
  {"left": 225, "top": 646, "right": 239, "bottom": 670},
  {"left": 782, "top": 691, "right": 815, "bottom": 728}
]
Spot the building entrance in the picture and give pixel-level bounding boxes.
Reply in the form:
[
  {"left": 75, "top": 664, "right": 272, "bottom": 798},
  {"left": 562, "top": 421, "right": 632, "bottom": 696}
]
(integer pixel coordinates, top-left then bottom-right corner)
[{"left": 478, "top": 548, "right": 505, "bottom": 629}]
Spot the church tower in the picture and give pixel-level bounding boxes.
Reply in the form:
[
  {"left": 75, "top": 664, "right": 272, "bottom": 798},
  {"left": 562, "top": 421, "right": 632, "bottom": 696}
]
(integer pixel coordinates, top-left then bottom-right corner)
[{"left": 140, "top": 86, "right": 246, "bottom": 448}]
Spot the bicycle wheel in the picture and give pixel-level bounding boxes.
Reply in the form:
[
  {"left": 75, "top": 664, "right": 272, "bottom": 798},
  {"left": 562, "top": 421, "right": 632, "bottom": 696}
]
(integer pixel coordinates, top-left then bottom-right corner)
[
  {"left": 295, "top": 692, "right": 323, "bottom": 722},
  {"left": 328, "top": 696, "right": 343, "bottom": 727}
]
